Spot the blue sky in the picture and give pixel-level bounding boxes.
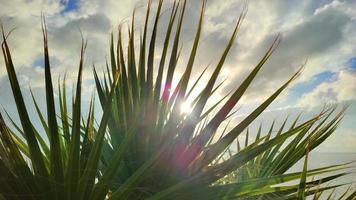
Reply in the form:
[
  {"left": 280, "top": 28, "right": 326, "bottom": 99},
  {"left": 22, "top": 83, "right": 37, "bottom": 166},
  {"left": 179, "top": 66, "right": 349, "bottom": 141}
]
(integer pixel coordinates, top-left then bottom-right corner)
[
  {"left": 347, "top": 57, "right": 356, "bottom": 70},
  {"left": 60, "top": 0, "right": 78, "bottom": 13},
  {"left": 0, "top": 0, "right": 355, "bottom": 152},
  {"left": 291, "top": 71, "right": 336, "bottom": 97}
]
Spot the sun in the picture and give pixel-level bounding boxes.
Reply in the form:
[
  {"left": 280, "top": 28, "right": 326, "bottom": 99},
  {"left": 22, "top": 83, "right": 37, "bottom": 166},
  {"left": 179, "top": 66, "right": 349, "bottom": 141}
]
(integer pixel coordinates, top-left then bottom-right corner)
[{"left": 180, "top": 101, "right": 193, "bottom": 114}]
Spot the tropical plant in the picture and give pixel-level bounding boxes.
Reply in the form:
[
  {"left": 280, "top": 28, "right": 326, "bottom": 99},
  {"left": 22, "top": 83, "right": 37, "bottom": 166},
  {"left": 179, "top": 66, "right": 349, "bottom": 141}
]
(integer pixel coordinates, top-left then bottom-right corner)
[{"left": 0, "top": 0, "right": 355, "bottom": 200}]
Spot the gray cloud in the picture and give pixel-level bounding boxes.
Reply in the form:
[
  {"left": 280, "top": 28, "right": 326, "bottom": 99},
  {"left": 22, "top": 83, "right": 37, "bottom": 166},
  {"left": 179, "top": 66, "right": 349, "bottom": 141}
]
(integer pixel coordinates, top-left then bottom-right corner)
[{"left": 219, "top": 0, "right": 353, "bottom": 103}]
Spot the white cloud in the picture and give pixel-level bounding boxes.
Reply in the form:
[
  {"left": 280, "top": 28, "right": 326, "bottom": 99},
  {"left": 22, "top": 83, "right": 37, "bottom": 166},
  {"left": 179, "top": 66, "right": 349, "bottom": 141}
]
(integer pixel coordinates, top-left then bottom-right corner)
[{"left": 298, "top": 69, "right": 356, "bottom": 107}]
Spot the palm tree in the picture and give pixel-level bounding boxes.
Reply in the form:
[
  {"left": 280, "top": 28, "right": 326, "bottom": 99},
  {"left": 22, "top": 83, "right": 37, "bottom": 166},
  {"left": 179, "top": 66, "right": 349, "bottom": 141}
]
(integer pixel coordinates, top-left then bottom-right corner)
[{"left": 0, "top": 0, "right": 354, "bottom": 199}]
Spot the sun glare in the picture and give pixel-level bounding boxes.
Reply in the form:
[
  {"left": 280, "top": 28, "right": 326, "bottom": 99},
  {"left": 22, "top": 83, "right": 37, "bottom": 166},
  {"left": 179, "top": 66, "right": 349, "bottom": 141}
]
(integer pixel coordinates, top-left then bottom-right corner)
[{"left": 180, "top": 101, "right": 192, "bottom": 114}]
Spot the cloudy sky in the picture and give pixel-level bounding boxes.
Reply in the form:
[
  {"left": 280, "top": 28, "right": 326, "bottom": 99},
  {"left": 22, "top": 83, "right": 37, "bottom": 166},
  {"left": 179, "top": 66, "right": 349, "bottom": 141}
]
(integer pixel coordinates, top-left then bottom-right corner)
[{"left": 0, "top": 0, "right": 355, "bottom": 152}]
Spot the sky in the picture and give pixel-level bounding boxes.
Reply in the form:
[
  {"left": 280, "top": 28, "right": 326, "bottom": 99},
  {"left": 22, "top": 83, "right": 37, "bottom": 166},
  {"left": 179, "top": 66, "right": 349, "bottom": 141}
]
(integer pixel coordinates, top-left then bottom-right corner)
[{"left": 0, "top": 0, "right": 355, "bottom": 152}]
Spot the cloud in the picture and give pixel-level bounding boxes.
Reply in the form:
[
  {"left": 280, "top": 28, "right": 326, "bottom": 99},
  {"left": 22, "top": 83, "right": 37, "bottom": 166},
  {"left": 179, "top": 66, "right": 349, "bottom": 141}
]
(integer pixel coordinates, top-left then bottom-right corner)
[
  {"left": 223, "top": 0, "right": 354, "bottom": 104},
  {"left": 298, "top": 69, "right": 356, "bottom": 107}
]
